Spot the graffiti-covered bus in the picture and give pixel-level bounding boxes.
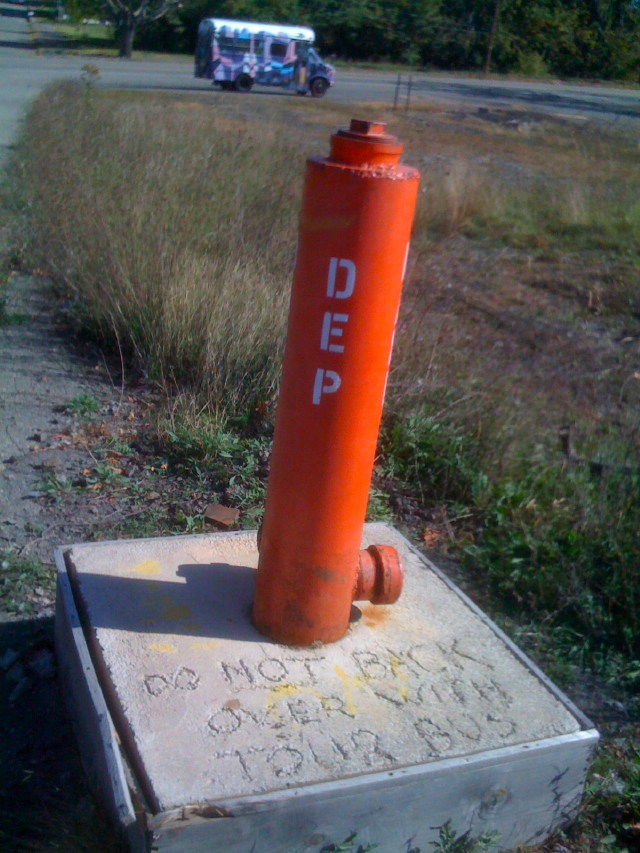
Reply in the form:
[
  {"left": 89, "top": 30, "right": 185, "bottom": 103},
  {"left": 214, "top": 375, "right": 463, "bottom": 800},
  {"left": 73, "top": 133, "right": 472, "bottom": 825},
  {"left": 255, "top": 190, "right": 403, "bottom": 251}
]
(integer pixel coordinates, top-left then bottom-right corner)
[{"left": 194, "top": 18, "right": 335, "bottom": 97}]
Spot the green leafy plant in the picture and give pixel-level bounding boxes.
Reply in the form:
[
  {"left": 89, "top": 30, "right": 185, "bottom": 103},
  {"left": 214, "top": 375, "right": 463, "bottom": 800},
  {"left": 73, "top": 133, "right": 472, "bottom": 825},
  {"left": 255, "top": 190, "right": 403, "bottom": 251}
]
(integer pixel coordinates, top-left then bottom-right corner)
[
  {"left": 380, "top": 411, "right": 481, "bottom": 507},
  {"left": 0, "top": 551, "right": 54, "bottom": 614},
  {"left": 465, "top": 457, "right": 640, "bottom": 657},
  {"left": 430, "top": 820, "right": 498, "bottom": 852},
  {"left": 40, "top": 472, "right": 73, "bottom": 502},
  {"left": 64, "top": 392, "right": 100, "bottom": 417},
  {"left": 320, "top": 832, "right": 378, "bottom": 853}
]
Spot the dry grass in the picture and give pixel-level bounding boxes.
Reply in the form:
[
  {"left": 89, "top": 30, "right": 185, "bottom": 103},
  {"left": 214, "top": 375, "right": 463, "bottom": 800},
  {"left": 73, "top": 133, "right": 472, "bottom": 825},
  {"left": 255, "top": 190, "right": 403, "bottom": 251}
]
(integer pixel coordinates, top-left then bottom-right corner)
[
  {"left": 8, "top": 79, "right": 640, "bottom": 853},
  {"left": 13, "top": 83, "right": 640, "bottom": 463},
  {"left": 16, "top": 84, "right": 303, "bottom": 411}
]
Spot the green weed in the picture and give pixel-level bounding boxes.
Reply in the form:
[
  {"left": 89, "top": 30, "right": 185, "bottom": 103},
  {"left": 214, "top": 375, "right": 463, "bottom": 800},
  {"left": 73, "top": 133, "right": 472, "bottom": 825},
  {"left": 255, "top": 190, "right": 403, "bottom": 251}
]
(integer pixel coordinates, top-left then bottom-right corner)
[
  {"left": 64, "top": 392, "right": 100, "bottom": 417},
  {"left": 0, "top": 551, "right": 54, "bottom": 614},
  {"left": 465, "top": 457, "right": 640, "bottom": 657},
  {"left": 556, "top": 739, "right": 640, "bottom": 852},
  {"left": 380, "top": 410, "right": 482, "bottom": 507},
  {"left": 320, "top": 833, "right": 377, "bottom": 853},
  {"left": 39, "top": 472, "right": 73, "bottom": 502},
  {"left": 161, "top": 404, "right": 271, "bottom": 527},
  {"left": 0, "top": 309, "right": 28, "bottom": 326},
  {"left": 366, "top": 485, "right": 395, "bottom": 523},
  {"left": 430, "top": 820, "right": 498, "bottom": 852}
]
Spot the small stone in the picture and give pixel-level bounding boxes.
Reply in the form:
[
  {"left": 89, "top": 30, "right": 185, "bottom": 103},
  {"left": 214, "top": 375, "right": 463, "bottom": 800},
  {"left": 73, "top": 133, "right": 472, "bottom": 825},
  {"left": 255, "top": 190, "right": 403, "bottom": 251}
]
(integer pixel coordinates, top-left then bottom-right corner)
[
  {"left": 204, "top": 503, "right": 240, "bottom": 530},
  {"left": 41, "top": 457, "right": 62, "bottom": 471},
  {"left": 23, "top": 490, "right": 44, "bottom": 499}
]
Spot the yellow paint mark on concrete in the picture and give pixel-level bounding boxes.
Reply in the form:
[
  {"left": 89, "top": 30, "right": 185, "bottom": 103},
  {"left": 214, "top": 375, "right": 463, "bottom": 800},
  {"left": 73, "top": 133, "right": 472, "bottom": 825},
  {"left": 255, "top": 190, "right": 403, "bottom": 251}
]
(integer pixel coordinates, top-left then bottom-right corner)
[
  {"left": 334, "top": 665, "right": 369, "bottom": 715},
  {"left": 149, "top": 643, "right": 177, "bottom": 653},
  {"left": 266, "top": 684, "right": 298, "bottom": 721},
  {"left": 130, "top": 560, "right": 160, "bottom": 576},
  {"left": 190, "top": 641, "right": 219, "bottom": 650},
  {"left": 266, "top": 683, "right": 302, "bottom": 712},
  {"left": 265, "top": 683, "right": 327, "bottom": 721},
  {"left": 390, "top": 655, "right": 409, "bottom": 702}
]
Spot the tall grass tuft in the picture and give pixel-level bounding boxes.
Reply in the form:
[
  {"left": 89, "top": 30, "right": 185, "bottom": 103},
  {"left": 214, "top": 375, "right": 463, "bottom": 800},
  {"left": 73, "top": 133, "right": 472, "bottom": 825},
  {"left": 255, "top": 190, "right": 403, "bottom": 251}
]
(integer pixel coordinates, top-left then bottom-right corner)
[{"left": 15, "top": 83, "right": 300, "bottom": 413}]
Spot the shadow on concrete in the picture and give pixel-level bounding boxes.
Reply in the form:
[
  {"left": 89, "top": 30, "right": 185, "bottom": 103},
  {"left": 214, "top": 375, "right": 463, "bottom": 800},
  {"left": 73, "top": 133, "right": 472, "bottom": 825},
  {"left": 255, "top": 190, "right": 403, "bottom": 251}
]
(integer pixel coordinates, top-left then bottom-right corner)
[{"left": 73, "top": 562, "right": 272, "bottom": 643}]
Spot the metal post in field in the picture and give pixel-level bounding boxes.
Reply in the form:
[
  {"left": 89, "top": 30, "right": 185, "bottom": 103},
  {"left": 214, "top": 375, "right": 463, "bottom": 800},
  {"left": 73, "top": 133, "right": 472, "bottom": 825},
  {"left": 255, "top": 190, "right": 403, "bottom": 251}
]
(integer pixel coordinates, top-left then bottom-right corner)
[
  {"left": 405, "top": 75, "right": 413, "bottom": 112},
  {"left": 393, "top": 73, "right": 401, "bottom": 110}
]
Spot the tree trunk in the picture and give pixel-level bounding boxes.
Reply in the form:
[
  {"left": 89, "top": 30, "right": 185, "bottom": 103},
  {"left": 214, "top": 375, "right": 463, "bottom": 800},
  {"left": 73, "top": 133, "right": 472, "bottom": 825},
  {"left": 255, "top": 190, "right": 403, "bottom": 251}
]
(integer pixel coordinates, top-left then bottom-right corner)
[
  {"left": 483, "top": 0, "right": 501, "bottom": 76},
  {"left": 118, "top": 19, "right": 135, "bottom": 58}
]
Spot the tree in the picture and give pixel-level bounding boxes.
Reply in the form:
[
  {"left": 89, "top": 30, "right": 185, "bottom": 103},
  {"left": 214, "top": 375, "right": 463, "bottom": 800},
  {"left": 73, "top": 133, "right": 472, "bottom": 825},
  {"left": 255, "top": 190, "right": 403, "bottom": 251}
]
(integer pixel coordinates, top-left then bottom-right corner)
[
  {"left": 483, "top": 0, "right": 502, "bottom": 74},
  {"left": 104, "top": 0, "right": 182, "bottom": 57}
]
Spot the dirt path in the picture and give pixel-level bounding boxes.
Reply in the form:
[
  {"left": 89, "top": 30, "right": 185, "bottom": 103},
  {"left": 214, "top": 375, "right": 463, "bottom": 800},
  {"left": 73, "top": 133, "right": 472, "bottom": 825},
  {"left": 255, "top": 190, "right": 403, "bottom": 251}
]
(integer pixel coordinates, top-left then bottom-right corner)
[
  {"left": 0, "top": 274, "right": 114, "bottom": 566},
  {"left": 0, "top": 273, "right": 123, "bottom": 852}
]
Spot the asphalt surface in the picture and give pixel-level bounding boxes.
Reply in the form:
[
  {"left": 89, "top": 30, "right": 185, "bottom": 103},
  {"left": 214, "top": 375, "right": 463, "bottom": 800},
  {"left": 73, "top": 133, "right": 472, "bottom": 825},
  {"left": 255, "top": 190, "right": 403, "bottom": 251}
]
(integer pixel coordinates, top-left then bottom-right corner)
[{"left": 1, "top": 5, "right": 640, "bottom": 162}]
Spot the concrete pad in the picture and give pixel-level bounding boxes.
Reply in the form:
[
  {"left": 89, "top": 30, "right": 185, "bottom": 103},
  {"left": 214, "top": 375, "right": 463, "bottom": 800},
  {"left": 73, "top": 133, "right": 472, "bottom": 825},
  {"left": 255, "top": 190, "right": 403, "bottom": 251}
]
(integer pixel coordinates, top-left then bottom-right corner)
[{"left": 63, "top": 522, "right": 586, "bottom": 819}]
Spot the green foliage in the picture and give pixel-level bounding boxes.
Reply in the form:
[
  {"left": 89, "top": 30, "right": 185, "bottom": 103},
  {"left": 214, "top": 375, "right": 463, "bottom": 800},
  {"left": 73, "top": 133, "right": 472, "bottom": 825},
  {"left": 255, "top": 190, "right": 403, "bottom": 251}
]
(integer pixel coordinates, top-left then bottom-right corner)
[
  {"left": 124, "top": 0, "right": 640, "bottom": 81},
  {"left": 366, "top": 485, "right": 394, "bottom": 524},
  {"left": 514, "top": 50, "right": 550, "bottom": 78},
  {"left": 319, "top": 832, "right": 377, "bottom": 853},
  {"left": 64, "top": 392, "right": 100, "bottom": 417},
  {"left": 376, "top": 405, "right": 640, "bottom": 662},
  {"left": 0, "top": 308, "right": 28, "bottom": 326},
  {"left": 0, "top": 552, "right": 54, "bottom": 614},
  {"left": 430, "top": 820, "right": 498, "bottom": 852},
  {"left": 162, "top": 407, "right": 271, "bottom": 526},
  {"left": 380, "top": 411, "right": 482, "bottom": 507},
  {"left": 40, "top": 472, "right": 73, "bottom": 501},
  {"left": 465, "top": 456, "right": 640, "bottom": 658},
  {"left": 572, "top": 741, "right": 640, "bottom": 851}
]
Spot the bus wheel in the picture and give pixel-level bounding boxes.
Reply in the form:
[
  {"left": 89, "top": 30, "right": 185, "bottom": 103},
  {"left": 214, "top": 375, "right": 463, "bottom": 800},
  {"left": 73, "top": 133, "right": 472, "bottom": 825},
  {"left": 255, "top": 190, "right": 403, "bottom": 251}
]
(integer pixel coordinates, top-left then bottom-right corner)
[
  {"left": 310, "top": 78, "right": 328, "bottom": 98},
  {"left": 219, "top": 81, "right": 233, "bottom": 91},
  {"left": 235, "top": 74, "right": 254, "bottom": 93}
]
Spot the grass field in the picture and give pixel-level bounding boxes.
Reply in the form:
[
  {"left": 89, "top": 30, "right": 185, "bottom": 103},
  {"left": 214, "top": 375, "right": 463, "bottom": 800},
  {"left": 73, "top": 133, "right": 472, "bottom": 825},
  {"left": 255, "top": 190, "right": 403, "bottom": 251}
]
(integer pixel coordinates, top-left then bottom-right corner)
[{"left": 5, "top": 80, "right": 640, "bottom": 850}]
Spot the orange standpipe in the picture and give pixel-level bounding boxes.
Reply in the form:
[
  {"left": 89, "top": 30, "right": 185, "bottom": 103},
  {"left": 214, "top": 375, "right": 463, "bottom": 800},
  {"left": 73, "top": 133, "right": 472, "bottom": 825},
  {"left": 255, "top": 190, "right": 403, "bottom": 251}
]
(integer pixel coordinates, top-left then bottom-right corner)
[{"left": 253, "top": 119, "right": 420, "bottom": 646}]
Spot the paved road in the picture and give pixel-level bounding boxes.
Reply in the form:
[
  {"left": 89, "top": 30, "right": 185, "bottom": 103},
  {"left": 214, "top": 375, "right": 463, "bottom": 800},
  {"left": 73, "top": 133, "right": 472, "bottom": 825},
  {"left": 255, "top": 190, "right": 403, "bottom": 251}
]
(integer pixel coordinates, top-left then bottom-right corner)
[{"left": 1, "top": 7, "right": 640, "bottom": 160}]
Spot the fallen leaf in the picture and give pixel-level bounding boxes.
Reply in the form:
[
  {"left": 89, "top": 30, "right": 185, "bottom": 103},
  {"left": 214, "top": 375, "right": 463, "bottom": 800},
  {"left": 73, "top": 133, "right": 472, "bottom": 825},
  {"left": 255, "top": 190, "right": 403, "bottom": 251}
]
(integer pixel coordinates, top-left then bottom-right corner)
[{"left": 423, "top": 528, "right": 443, "bottom": 547}]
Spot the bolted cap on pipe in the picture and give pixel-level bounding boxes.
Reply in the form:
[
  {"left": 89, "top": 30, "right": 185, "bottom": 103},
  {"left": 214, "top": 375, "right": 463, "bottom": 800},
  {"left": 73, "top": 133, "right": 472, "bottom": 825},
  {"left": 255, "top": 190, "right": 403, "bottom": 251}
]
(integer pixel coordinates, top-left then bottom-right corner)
[
  {"left": 354, "top": 545, "right": 404, "bottom": 605},
  {"left": 330, "top": 118, "right": 404, "bottom": 168}
]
